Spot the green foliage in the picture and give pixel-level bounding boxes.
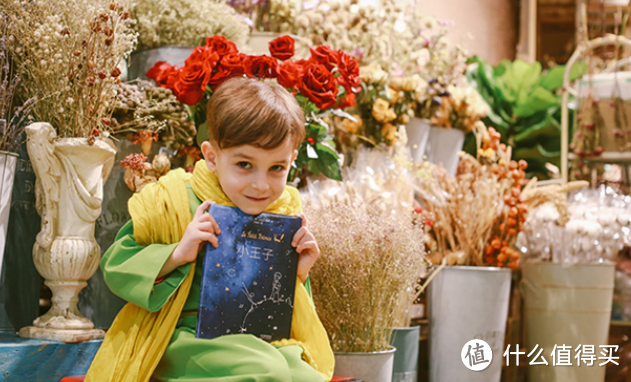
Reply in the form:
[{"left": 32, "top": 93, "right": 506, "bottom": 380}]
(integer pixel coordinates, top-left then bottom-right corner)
[{"left": 465, "top": 56, "right": 585, "bottom": 179}]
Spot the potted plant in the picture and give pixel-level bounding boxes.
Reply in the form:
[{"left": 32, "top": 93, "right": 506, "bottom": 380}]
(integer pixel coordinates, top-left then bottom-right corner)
[
  {"left": 147, "top": 34, "right": 361, "bottom": 184},
  {"left": 305, "top": 201, "right": 426, "bottom": 382},
  {"left": 411, "top": 123, "right": 580, "bottom": 381},
  {"left": 299, "top": 144, "right": 427, "bottom": 382},
  {"left": 128, "top": 0, "right": 249, "bottom": 79},
  {"left": 6, "top": 0, "right": 136, "bottom": 342},
  {"left": 465, "top": 57, "right": 586, "bottom": 179},
  {"left": 0, "top": 14, "right": 36, "bottom": 278}
]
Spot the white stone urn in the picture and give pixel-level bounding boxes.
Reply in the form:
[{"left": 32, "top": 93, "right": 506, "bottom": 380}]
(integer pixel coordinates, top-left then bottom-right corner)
[{"left": 19, "top": 122, "right": 116, "bottom": 342}]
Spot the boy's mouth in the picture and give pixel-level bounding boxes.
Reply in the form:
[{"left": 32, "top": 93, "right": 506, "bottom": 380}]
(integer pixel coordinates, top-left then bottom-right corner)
[{"left": 245, "top": 196, "right": 268, "bottom": 203}]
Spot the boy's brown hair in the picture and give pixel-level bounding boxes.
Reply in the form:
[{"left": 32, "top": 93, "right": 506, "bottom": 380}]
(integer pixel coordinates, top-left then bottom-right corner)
[{"left": 206, "top": 77, "right": 306, "bottom": 150}]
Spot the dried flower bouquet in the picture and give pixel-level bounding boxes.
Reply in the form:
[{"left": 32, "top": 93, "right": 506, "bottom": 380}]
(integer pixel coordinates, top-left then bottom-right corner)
[
  {"left": 0, "top": 12, "right": 35, "bottom": 152},
  {"left": 131, "top": 0, "right": 249, "bottom": 51},
  {"left": 414, "top": 123, "right": 589, "bottom": 268},
  {"left": 5, "top": 0, "right": 137, "bottom": 139},
  {"left": 307, "top": 201, "right": 426, "bottom": 352}
]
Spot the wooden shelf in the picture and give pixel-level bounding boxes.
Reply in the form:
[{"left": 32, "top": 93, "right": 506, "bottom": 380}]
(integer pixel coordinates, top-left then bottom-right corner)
[{"left": 569, "top": 151, "right": 631, "bottom": 163}]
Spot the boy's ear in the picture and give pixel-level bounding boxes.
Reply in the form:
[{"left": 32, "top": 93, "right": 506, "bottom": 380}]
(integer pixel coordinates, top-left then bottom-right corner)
[
  {"left": 291, "top": 149, "right": 298, "bottom": 164},
  {"left": 201, "top": 141, "right": 218, "bottom": 172}
]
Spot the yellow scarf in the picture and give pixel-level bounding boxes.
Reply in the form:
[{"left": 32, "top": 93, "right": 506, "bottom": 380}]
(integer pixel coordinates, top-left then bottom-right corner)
[{"left": 86, "top": 160, "right": 334, "bottom": 382}]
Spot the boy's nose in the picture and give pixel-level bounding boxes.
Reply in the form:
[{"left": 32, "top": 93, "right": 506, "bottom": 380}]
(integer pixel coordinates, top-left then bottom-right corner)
[{"left": 251, "top": 173, "right": 269, "bottom": 191}]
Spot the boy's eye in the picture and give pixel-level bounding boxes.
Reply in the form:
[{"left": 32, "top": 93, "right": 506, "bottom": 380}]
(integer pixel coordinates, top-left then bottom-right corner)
[
  {"left": 270, "top": 165, "right": 285, "bottom": 172},
  {"left": 237, "top": 161, "right": 251, "bottom": 169}
]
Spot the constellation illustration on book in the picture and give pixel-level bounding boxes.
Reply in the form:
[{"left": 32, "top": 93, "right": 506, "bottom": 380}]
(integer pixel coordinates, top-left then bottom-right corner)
[{"left": 239, "top": 272, "right": 293, "bottom": 340}]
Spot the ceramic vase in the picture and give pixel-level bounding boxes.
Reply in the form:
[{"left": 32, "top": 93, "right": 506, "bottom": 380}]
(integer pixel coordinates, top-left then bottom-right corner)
[{"left": 19, "top": 122, "right": 116, "bottom": 342}]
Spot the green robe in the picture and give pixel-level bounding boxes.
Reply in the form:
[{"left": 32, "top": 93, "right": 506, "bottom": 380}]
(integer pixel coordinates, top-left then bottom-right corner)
[{"left": 101, "top": 183, "right": 323, "bottom": 382}]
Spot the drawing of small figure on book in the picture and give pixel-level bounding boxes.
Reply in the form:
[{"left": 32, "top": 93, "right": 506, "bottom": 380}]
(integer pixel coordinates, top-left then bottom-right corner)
[{"left": 239, "top": 273, "right": 293, "bottom": 339}]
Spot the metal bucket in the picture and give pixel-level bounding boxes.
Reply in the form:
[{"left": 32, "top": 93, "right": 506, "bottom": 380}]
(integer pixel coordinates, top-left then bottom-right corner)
[
  {"left": 424, "top": 127, "right": 465, "bottom": 175},
  {"left": 428, "top": 266, "right": 511, "bottom": 382},
  {"left": 405, "top": 118, "right": 431, "bottom": 163},
  {"left": 0, "top": 150, "right": 18, "bottom": 277},
  {"left": 521, "top": 262, "right": 614, "bottom": 382},
  {"left": 391, "top": 326, "right": 420, "bottom": 382},
  {"left": 127, "top": 46, "right": 195, "bottom": 80},
  {"left": 334, "top": 347, "right": 396, "bottom": 382}
]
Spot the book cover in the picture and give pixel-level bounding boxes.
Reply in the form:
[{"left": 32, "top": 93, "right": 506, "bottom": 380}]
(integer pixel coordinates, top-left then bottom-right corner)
[{"left": 196, "top": 204, "right": 302, "bottom": 342}]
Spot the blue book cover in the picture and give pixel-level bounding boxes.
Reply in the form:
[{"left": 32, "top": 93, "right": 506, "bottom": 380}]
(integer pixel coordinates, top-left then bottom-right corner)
[{"left": 196, "top": 204, "right": 302, "bottom": 342}]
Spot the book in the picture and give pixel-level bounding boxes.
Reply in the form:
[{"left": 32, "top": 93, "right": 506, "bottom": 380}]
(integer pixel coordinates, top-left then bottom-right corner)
[{"left": 196, "top": 204, "right": 302, "bottom": 342}]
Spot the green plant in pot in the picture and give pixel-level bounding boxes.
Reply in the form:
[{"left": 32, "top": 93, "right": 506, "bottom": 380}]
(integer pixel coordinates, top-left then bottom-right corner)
[{"left": 465, "top": 57, "right": 585, "bottom": 179}]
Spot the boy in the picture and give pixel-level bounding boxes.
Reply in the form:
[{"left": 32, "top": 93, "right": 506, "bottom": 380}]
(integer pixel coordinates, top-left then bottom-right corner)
[{"left": 86, "top": 77, "right": 334, "bottom": 382}]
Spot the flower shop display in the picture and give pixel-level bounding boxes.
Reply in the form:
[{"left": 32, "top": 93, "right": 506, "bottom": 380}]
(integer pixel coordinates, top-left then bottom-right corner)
[
  {"left": 6, "top": 0, "right": 136, "bottom": 341},
  {"left": 412, "top": 123, "right": 586, "bottom": 382},
  {"left": 301, "top": 144, "right": 427, "bottom": 382},
  {"left": 514, "top": 186, "right": 625, "bottom": 382},
  {"left": 147, "top": 34, "right": 361, "bottom": 183},
  {"left": 330, "top": 64, "right": 417, "bottom": 151},
  {"left": 517, "top": 185, "right": 628, "bottom": 265},
  {"left": 128, "top": 0, "right": 249, "bottom": 79}
]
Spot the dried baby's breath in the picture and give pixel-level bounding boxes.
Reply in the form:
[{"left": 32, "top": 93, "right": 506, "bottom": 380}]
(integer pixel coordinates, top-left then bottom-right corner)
[
  {"left": 307, "top": 202, "right": 427, "bottom": 353},
  {"left": 131, "top": 0, "right": 249, "bottom": 51},
  {"left": 5, "top": 0, "right": 137, "bottom": 138}
]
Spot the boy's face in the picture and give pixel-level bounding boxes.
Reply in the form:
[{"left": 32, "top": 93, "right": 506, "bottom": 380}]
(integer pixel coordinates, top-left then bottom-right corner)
[{"left": 201, "top": 138, "right": 298, "bottom": 215}]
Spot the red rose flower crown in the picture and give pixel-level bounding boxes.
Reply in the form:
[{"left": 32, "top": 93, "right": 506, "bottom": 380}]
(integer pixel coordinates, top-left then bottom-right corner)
[{"left": 147, "top": 35, "right": 361, "bottom": 182}]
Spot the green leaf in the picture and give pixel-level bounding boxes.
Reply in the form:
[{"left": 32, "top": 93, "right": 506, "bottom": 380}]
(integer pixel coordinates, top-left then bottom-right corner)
[
  {"left": 513, "top": 144, "right": 560, "bottom": 161},
  {"left": 493, "top": 59, "right": 512, "bottom": 78},
  {"left": 314, "top": 143, "right": 342, "bottom": 181},
  {"left": 514, "top": 86, "right": 559, "bottom": 118},
  {"left": 497, "top": 60, "right": 542, "bottom": 103},
  {"left": 196, "top": 121, "right": 208, "bottom": 147},
  {"left": 514, "top": 115, "right": 559, "bottom": 144},
  {"left": 539, "top": 63, "right": 588, "bottom": 92}
]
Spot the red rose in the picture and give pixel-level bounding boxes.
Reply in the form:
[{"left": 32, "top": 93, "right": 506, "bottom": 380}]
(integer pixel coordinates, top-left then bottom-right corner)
[
  {"left": 298, "top": 63, "right": 338, "bottom": 110},
  {"left": 174, "top": 63, "right": 206, "bottom": 105},
  {"left": 269, "top": 35, "right": 295, "bottom": 61},
  {"left": 220, "top": 53, "right": 248, "bottom": 77},
  {"left": 245, "top": 55, "right": 278, "bottom": 79},
  {"left": 309, "top": 45, "right": 339, "bottom": 71},
  {"left": 277, "top": 60, "right": 303, "bottom": 89},
  {"left": 205, "top": 35, "right": 238, "bottom": 56},
  {"left": 208, "top": 65, "right": 234, "bottom": 90},
  {"left": 337, "top": 92, "right": 356, "bottom": 109},
  {"left": 335, "top": 51, "right": 361, "bottom": 93},
  {"left": 147, "top": 61, "right": 177, "bottom": 88},
  {"left": 184, "top": 47, "right": 219, "bottom": 90}
]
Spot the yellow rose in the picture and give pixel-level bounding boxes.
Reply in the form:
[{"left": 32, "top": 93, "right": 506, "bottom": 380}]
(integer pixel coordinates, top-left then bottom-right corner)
[
  {"left": 360, "top": 64, "right": 387, "bottom": 85},
  {"left": 342, "top": 115, "right": 362, "bottom": 134},
  {"left": 389, "top": 76, "right": 404, "bottom": 92},
  {"left": 372, "top": 98, "right": 397, "bottom": 123},
  {"left": 387, "top": 87, "right": 400, "bottom": 104},
  {"left": 401, "top": 76, "right": 419, "bottom": 92},
  {"left": 381, "top": 123, "right": 398, "bottom": 143}
]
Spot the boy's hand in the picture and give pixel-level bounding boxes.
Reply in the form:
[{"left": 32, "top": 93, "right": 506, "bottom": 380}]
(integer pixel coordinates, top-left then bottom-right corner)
[
  {"left": 292, "top": 213, "right": 320, "bottom": 283},
  {"left": 159, "top": 200, "right": 220, "bottom": 278}
]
